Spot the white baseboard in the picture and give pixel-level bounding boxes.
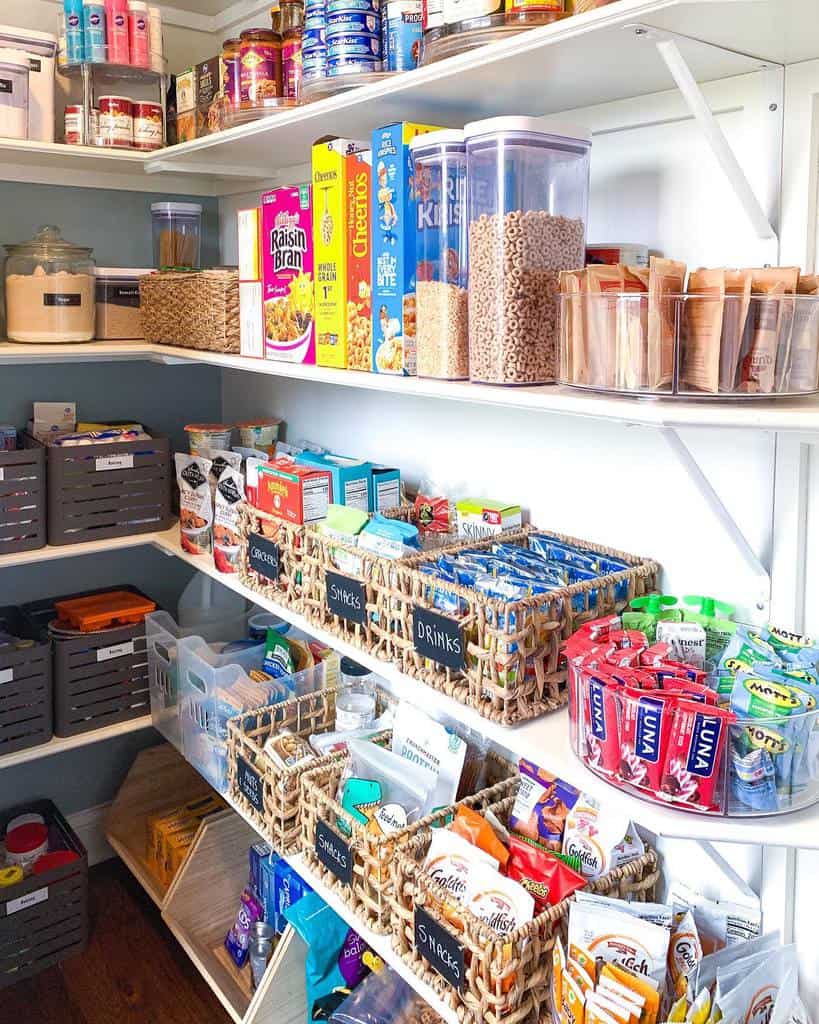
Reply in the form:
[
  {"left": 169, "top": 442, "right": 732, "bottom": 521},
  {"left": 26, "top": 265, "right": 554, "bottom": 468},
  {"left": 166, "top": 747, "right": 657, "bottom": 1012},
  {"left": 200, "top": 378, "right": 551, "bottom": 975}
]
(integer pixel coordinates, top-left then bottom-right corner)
[{"left": 68, "top": 802, "right": 114, "bottom": 867}]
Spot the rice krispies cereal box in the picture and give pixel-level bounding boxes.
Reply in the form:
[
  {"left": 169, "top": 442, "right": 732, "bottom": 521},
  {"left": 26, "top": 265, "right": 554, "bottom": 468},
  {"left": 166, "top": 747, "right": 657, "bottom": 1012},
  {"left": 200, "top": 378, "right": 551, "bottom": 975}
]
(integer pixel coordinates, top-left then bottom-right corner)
[
  {"left": 261, "top": 185, "right": 316, "bottom": 364},
  {"left": 312, "top": 138, "right": 368, "bottom": 369},
  {"left": 371, "top": 121, "right": 441, "bottom": 374}
]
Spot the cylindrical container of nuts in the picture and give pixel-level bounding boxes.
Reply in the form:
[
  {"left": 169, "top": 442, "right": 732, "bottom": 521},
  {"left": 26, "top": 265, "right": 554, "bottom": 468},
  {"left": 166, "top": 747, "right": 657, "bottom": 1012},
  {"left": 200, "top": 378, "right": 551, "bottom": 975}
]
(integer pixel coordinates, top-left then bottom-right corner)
[
  {"left": 465, "top": 117, "right": 591, "bottom": 385},
  {"left": 411, "top": 129, "right": 468, "bottom": 380}
]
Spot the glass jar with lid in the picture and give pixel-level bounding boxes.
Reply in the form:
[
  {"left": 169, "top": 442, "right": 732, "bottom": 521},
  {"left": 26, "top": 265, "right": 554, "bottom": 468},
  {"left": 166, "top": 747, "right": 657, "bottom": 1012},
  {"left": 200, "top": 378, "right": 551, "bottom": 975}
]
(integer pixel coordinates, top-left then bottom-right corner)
[
  {"left": 4, "top": 226, "right": 96, "bottom": 343},
  {"left": 280, "top": 0, "right": 304, "bottom": 99},
  {"left": 221, "top": 37, "right": 242, "bottom": 108}
]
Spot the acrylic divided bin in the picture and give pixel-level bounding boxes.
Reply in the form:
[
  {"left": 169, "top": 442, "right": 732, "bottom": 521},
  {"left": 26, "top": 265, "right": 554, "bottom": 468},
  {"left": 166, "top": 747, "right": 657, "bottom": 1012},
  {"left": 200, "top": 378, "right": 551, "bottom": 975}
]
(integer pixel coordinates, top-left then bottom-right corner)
[
  {"left": 559, "top": 292, "right": 819, "bottom": 397},
  {"left": 567, "top": 630, "right": 819, "bottom": 818}
]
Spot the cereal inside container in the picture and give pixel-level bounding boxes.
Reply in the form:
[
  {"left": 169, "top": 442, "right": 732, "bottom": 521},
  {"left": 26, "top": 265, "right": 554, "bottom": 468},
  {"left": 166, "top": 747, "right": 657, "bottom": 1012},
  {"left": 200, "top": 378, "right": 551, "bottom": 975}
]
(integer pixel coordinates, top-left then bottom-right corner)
[
  {"left": 411, "top": 129, "right": 469, "bottom": 380},
  {"left": 465, "top": 117, "right": 590, "bottom": 385}
]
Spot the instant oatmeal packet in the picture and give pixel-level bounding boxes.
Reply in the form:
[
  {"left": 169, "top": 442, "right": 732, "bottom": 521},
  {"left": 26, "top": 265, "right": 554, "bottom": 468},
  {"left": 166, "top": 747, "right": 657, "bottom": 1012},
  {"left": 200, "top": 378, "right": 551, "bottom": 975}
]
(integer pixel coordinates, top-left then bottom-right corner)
[
  {"left": 718, "top": 269, "right": 752, "bottom": 392},
  {"left": 617, "top": 266, "right": 649, "bottom": 390},
  {"left": 559, "top": 269, "right": 587, "bottom": 384},
  {"left": 681, "top": 268, "right": 725, "bottom": 394},
  {"left": 738, "top": 267, "right": 799, "bottom": 393},
  {"left": 647, "top": 256, "right": 687, "bottom": 390},
  {"left": 783, "top": 274, "right": 819, "bottom": 392},
  {"left": 586, "top": 264, "right": 625, "bottom": 388}
]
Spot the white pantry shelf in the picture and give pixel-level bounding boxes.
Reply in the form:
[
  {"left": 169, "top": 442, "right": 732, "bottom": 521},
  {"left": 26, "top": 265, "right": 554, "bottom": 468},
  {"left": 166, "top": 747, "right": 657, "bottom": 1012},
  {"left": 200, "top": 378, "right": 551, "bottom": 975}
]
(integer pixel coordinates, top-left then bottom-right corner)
[
  {"left": 0, "top": 714, "right": 153, "bottom": 770},
  {"left": 151, "top": 529, "right": 819, "bottom": 851},
  {"left": 4, "top": 340, "right": 819, "bottom": 431},
  {"left": 0, "top": 524, "right": 180, "bottom": 571}
]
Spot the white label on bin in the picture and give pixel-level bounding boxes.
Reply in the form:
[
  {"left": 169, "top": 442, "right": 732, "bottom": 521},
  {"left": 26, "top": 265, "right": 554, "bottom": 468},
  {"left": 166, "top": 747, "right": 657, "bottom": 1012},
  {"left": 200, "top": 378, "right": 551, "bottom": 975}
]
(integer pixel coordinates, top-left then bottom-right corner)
[
  {"left": 97, "top": 640, "right": 135, "bottom": 662},
  {"left": 7, "top": 887, "right": 48, "bottom": 916},
  {"left": 95, "top": 454, "right": 134, "bottom": 472},
  {"left": 0, "top": 468, "right": 4, "bottom": 481},
  {"left": 0, "top": 668, "right": 13, "bottom": 684}
]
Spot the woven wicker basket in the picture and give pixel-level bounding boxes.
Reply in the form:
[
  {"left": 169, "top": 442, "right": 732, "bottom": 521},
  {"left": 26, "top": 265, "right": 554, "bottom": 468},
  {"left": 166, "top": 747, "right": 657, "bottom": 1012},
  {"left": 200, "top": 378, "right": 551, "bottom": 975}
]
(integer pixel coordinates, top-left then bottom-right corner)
[
  {"left": 226, "top": 686, "right": 393, "bottom": 853},
  {"left": 139, "top": 270, "right": 240, "bottom": 352},
  {"left": 393, "top": 527, "right": 658, "bottom": 726},
  {"left": 390, "top": 793, "right": 660, "bottom": 1024},
  {"left": 299, "top": 752, "right": 516, "bottom": 934},
  {"left": 237, "top": 503, "right": 307, "bottom": 613}
]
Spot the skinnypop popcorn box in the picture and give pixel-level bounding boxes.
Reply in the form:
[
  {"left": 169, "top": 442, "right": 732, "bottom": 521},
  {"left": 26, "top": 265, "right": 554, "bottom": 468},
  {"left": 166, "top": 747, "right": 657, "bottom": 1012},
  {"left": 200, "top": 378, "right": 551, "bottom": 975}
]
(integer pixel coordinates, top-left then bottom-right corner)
[
  {"left": 261, "top": 185, "right": 316, "bottom": 364},
  {"left": 371, "top": 121, "right": 441, "bottom": 375}
]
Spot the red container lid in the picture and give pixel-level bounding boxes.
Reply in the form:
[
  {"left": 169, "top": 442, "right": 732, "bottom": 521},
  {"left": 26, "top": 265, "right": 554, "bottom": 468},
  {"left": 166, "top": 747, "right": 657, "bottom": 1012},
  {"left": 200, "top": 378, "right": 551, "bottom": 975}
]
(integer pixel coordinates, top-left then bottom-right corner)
[
  {"left": 5, "top": 822, "right": 48, "bottom": 854},
  {"left": 33, "top": 850, "right": 80, "bottom": 874}
]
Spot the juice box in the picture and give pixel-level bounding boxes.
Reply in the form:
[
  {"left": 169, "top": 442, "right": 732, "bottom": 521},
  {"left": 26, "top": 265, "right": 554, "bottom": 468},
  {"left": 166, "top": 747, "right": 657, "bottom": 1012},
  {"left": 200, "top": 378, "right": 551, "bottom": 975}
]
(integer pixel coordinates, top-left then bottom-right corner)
[
  {"left": 261, "top": 185, "right": 316, "bottom": 364},
  {"left": 371, "top": 121, "right": 442, "bottom": 375},
  {"left": 312, "top": 138, "right": 368, "bottom": 368},
  {"left": 346, "top": 148, "right": 373, "bottom": 371}
]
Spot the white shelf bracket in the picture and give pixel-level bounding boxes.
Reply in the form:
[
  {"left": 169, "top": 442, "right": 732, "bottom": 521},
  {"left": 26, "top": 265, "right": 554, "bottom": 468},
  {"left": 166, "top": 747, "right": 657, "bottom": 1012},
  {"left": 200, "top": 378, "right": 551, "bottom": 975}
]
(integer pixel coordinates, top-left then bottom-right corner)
[
  {"left": 658, "top": 426, "right": 771, "bottom": 616},
  {"left": 645, "top": 33, "right": 778, "bottom": 242}
]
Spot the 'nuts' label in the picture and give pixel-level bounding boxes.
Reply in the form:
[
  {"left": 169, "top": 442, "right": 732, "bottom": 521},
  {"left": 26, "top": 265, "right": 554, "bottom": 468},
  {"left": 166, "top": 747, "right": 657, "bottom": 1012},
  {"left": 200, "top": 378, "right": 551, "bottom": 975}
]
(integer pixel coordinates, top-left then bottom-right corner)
[
  {"left": 414, "top": 906, "right": 464, "bottom": 990},
  {"left": 236, "top": 756, "right": 264, "bottom": 813}
]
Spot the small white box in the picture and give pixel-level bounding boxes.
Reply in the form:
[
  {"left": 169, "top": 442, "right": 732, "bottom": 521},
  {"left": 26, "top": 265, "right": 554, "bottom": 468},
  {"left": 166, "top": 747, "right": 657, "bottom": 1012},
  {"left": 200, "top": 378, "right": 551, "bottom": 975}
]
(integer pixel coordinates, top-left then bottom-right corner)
[
  {"left": 237, "top": 208, "right": 261, "bottom": 282},
  {"left": 240, "top": 281, "right": 264, "bottom": 359}
]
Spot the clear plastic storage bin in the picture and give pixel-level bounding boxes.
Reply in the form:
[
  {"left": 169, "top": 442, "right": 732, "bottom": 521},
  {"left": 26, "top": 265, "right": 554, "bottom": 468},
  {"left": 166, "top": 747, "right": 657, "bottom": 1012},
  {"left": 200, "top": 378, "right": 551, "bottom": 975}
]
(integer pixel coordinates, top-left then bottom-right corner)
[
  {"left": 151, "top": 201, "right": 203, "bottom": 270},
  {"left": 465, "top": 117, "right": 590, "bottom": 385},
  {"left": 0, "top": 49, "right": 29, "bottom": 141},
  {"left": 559, "top": 293, "right": 819, "bottom": 397},
  {"left": 411, "top": 129, "right": 468, "bottom": 380}
]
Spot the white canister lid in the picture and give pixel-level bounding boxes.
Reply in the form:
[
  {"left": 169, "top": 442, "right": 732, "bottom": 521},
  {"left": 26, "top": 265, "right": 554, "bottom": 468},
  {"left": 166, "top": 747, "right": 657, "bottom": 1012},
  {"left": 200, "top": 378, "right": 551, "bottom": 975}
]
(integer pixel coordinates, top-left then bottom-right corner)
[
  {"left": 410, "top": 128, "right": 465, "bottom": 151},
  {"left": 463, "top": 116, "right": 591, "bottom": 145},
  {"left": 0, "top": 47, "right": 32, "bottom": 71},
  {"left": 151, "top": 202, "right": 203, "bottom": 216},
  {"left": 6, "top": 812, "right": 45, "bottom": 833}
]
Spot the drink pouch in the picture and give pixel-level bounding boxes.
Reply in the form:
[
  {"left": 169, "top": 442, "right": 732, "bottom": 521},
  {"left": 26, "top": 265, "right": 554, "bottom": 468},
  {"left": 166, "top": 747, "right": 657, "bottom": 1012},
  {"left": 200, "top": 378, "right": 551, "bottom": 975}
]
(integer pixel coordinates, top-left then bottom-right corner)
[
  {"left": 390, "top": 700, "right": 467, "bottom": 814},
  {"left": 510, "top": 759, "right": 581, "bottom": 849},
  {"left": 528, "top": 534, "right": 599, "bottom": 572},
  {"left": 662, "top": 700, "right": 733, "bottom": 810},
  {"left": 569, "top": 902, "right": 670, "bottom": 991},
  {"left": 618, "top": 689, "right": 677, "bottom": 792},
  {"left": 562, "top": 793, "right": 644, "bottom": 880},
  {"left": 506, "top": 835, "right": 587, "bottom": 912},
  {"left": 450, "top": 805, "right": 510, "bottom": 869}
]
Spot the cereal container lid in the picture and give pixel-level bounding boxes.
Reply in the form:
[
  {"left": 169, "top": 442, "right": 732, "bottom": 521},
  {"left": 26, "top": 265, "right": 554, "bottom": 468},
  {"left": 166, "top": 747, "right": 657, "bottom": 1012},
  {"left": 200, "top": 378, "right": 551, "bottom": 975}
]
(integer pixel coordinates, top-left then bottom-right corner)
[
  {"left": 463, "top": 116, "right": 591, "bottom": 146},
  {"left": 150, "top": 202, "right": 203, "bottom": 216},
  {"left": 94, "top": 267, "right": 154, "bottom": 278},
  {"left": 410, "top": 128, "right": 465, "bottom": 151}
]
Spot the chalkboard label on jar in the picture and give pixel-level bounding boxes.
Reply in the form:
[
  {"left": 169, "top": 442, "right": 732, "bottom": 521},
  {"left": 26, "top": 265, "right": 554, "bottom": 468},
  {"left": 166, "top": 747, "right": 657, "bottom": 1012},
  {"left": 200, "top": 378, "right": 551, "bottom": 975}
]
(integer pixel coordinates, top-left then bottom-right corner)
[
  {"left": 414, "top": 906, "right": 464, "bottom": 991},
  {"left": 325, "top": 571, "right": 367, "bottom": 626},
  {"left": 413, "top": 607, "right": 465, "bottom": 671},
  {"left": 44, "top": 293, "right": 82, "bottom": 307},
  {"left": 236, "top": 756, "right": 265, "bottom": 814},
  {"left": 248, "top": 532, "right": 280, "bottom": 583},
  {"left": 315, "top": 820, "right": 353, "bottom": 886}
]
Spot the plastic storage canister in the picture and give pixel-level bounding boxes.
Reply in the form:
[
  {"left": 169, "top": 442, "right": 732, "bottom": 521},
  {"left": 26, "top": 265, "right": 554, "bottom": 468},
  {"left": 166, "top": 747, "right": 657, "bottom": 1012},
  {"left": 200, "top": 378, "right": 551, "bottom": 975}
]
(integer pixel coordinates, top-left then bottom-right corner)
[
  {"left": 0, "top": 50, "right": 29, "bottom": 141},
  {"left": 336, "top": 657, "right": 376, "bottom": 730},
  {"left": 411, "top": 130, "right": 468, "bottom": 379},
  {"left": 464, "top": 116, "right": 590, "bottom": 385},
  {"left": 151, "top": 202, "right": 202, "bottom": 269},
  {"left": 82, "top": 0, "right": 107, "bottom": 62},
  {"left": 94, "top": 267, "right": 151, "bottom": 338},
  {"left": 128, "top": 0, "right": 150, "bottom": 67},
  {"left": 4, "top": 226, "right": 96, "bottom": 342},
  {"left": 0, "top": 26, "right": 58, "bottom": 143},
  {"left": 105, "top": 0, "right": 129, "bottom": 63}
]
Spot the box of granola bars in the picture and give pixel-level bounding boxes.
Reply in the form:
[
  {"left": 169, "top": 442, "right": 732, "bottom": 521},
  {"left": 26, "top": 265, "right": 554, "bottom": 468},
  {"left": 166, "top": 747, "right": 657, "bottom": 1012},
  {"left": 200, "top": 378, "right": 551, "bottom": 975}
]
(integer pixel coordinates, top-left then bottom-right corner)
[{"left": 261, "top": 185, "right": 316, "bottom": 364}]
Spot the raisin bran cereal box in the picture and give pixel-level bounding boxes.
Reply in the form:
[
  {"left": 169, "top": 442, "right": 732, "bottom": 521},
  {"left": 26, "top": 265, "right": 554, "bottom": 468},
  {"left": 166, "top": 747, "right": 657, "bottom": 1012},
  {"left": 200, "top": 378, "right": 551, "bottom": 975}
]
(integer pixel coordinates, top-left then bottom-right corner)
[
  {"left": 312, "top": 138, "right": 368, "bottom": 369},
  {"left": 371, "top": 121, "right": 441, "bottom": 375},
  {"left": 261, "top": 185, "right": 316, "bottom": 364}
]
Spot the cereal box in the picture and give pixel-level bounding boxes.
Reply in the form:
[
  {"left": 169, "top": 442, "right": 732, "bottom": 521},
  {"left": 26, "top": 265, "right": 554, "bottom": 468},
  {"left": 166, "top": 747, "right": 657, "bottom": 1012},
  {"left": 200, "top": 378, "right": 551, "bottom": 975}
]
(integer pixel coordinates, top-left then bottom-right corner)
[
  {"left": 371, "top": 121, "right": 442, "bottom": 374},
  {"left": 312, "top": 138, "right": 368, "bottom": 368},
  {"left": 346, "top": 148, "right": 373, "bottom": 370},
  {"left": 261, "top": 186, "right": 316, "bottom": 364}
]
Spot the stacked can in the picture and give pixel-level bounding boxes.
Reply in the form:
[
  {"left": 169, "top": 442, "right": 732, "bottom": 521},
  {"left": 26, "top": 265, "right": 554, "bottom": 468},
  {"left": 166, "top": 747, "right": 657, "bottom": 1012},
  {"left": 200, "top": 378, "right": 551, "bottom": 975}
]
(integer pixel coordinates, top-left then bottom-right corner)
[
  {"left": 303, "top": 0, "right": 326, "bottom": 81},
  {"left": 326, "top": 0, "right": 380, "bottom": 77}
]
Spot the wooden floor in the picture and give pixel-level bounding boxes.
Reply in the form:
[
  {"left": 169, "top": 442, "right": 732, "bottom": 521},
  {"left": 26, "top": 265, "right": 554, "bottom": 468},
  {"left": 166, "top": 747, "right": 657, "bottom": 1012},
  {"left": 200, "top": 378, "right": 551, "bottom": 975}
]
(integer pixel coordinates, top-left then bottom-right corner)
[{"left": 2, "top": 858, "right": 231, "bottom": 1024}]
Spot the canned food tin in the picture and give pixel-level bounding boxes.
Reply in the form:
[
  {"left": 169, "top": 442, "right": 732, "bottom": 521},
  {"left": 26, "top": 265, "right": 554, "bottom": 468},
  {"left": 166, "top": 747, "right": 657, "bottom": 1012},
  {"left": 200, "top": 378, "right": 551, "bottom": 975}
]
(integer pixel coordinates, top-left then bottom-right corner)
[
  {"left": 327, "top": 32, "right": 381, "bottom": 56},
  {"left": 133, "top": 101, "right": 164, "bottom": 150},
  {"left": 303, "top": 49, "right": 327, "bottom": 65},
  {"left": 384, "top": 0, "right": 421, "bottom": 69},
  {"left": 64, "top": 104, "right": 98, "bottom": 145},
  {"left": 326, "top": 10, "right": 379, "bottom": 31},
  {"left": 97, "top": 95, "right": 133, "bottom": 148},
  {"left": 303, "top": 26, "right": 326, "bottom": 45},
  {"left": 305, "top": 13, "right": 326, "bottom": 27},
  {"left": 327, "top": 0, "right": 379, "bottom": 13},
  {"left": 326, "top": 56, "right": 380, "bottom": 74}
]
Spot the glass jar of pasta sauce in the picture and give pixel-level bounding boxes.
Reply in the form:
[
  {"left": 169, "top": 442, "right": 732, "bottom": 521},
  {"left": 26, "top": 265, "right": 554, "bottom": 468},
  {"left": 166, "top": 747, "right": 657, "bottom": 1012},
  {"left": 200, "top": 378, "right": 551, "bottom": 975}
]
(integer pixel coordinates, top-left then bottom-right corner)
[{"left": 240, "top": 27, "right": 283, "bottom": 106}]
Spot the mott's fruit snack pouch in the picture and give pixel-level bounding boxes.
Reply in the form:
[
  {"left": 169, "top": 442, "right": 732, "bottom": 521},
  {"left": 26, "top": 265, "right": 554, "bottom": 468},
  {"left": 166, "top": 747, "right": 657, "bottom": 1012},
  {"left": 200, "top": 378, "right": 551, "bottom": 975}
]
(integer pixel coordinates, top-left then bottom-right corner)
[
  {"left": 371, "top": 121, "right": 442, "bottom": 374},
  {"left": 261, "top": 185, "right": 316, "bottom": 364}
]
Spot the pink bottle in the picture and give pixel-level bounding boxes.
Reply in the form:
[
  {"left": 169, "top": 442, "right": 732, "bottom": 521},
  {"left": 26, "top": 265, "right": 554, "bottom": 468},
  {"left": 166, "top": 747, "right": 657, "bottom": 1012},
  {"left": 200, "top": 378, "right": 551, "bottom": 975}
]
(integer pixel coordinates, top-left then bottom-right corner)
[
  {"left": 128, "top": 0, "right": 150, "bottom": 67},
  {"left": 106, "top": 0, "right": 130, "bottom": 64}
]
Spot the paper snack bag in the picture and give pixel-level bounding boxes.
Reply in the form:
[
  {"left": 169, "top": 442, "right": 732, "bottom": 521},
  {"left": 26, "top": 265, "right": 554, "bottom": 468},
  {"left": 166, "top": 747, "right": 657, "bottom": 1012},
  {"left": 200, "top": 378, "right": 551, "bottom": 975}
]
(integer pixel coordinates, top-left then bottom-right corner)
[
  {"left": 559, "top": 269, "right": 587, "bottom": 384},
  {"left": 647, "top": 256, "right": 686, "bottom": 390},
  {"left": 738, "top": 267, "right": 799, "bottom": 393},
  {"left": 785, "top": 274, "right": 819, "bottom": 391},
  {"left": 680, "top": 268, "right": 725, "bottom": 393},
  {"left": 719, "top": 269, "right": 752, "bottom": 392},
  {"left": 617, "top": 266, "right": 649, "bottom": 390},
  {"left": 585, "top": 264, "right": 624, "bottom": 388}
]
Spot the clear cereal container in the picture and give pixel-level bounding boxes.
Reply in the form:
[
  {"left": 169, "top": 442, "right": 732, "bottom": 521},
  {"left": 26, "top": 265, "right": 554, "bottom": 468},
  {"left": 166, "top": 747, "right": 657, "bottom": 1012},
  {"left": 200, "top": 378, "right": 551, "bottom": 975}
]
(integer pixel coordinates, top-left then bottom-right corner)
[
  {"left": 465, "top": 117, "right": 590, "bottom": 385},
  {"left": 411, "top": 129, "right": 468, "bottom": 380}
]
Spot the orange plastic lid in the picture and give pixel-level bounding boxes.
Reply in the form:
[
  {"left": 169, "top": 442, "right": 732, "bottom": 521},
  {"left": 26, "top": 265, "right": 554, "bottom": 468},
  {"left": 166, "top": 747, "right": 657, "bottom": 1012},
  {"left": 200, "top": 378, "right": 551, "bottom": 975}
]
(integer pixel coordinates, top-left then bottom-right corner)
[
  {"left": 54, "top": 591, "right": 157, "bottom": 632},
  {"left": 184, "top": 423, "right": 231, "bottom": 432},
  {"left": 235, "top": 418, "right": 281, "bottom": 428}
]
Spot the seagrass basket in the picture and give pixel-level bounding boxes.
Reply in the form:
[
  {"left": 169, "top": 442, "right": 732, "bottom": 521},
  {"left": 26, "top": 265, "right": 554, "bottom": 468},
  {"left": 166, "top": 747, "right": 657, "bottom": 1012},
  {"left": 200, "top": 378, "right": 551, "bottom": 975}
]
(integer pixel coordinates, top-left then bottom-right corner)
[
  {"left": 390, "top": 792, "right": 660, "bottom": 1024},
  {"left": 299, "top": 752, "right": 516, "bottom": 934},
  {"left": 237, "top": 502, "right": 307, "bottom": 612},
  {"left": 139, "top": 270, "right": 240, "bottom": 352}
]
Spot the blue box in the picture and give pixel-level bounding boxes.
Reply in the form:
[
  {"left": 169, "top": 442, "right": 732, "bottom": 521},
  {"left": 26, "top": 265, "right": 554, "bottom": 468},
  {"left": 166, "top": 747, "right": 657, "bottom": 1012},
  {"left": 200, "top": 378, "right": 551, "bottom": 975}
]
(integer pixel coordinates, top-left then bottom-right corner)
[
  {"left": 249, "top": 842, "right": 279, "bottom": 925},
  {"left": 273, "top": 859, "right": 313, "bottom": 934},
  {"left": 371, "top": 466, "right": 400, "bottom": 511},
  {"left": 296, "top": 451, "right": 372, "bottom": 512},
  {"left": 371, "top": 121, "right": 442, "bottom": 375}
]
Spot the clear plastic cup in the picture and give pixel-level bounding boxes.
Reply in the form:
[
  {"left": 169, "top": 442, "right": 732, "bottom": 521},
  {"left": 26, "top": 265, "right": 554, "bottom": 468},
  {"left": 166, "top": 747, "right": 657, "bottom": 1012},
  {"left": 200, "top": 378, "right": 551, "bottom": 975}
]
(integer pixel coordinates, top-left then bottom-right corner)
[{"left": 151, "top": 201, "right": 203, "bottom": 269}]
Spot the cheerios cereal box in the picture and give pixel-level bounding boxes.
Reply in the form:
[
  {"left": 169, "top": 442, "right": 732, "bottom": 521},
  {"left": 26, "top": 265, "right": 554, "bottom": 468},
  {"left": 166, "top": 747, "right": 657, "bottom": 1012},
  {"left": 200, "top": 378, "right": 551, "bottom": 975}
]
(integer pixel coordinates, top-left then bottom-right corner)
[
  {"left": 311, "top": 138, "right": 368, "bottom": 369},
  {"left": 371, "top": 121, "right": 442, "bottom": 375},
  {"left": 261, "top": 185, "right": 316, "bottom": 364},
  {"left": 345, "top": 148, "right": 373, "bottom": 371}
]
